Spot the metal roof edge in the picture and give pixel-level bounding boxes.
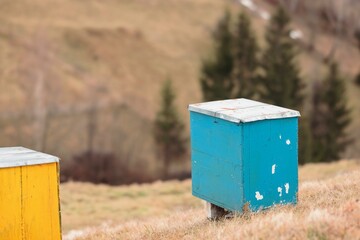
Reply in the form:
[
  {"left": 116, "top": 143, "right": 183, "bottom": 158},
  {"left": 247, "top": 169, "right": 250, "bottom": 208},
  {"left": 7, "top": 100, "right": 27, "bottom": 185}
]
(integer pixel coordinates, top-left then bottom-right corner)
[
  {"left": 0, "top": 147, "right": 60, "bottom": 169},
  {"left": 189, "top": 103, "right": 301, "bottom": 123},
  {"left": 239, "top": 110, "right": 301, "bottom": 123}
]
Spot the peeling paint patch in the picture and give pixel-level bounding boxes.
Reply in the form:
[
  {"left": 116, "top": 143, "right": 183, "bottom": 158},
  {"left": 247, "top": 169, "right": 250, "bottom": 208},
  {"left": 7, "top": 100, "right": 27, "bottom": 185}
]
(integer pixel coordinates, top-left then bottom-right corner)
[
  {"left": 277, "top": 187, "right": 282, "bottom": 197},
  {"left": 255, "top": 191, "right": 263, "bottom": 200},
  {"left": 272, "top": 164, "right": 276, "bottom": 174},
  {"left": 286, "top": 139, "right": 291, "bottom": 145},
  {"left": 285, "top": 183, "right": 289, "bottom": 193}
]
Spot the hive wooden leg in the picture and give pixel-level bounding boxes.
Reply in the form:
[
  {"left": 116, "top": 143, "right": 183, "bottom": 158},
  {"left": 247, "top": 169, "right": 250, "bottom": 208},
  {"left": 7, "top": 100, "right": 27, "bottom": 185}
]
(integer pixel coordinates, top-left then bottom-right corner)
[{"left": 206, "top": 202, "right": 226, "bottom": 220}]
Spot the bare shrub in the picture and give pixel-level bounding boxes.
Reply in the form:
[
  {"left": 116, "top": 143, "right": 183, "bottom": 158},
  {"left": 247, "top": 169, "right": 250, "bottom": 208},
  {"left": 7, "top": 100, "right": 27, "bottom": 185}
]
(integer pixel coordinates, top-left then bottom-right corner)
[{"left": 62, "top": 151, "right": 150, "bottom": 185}]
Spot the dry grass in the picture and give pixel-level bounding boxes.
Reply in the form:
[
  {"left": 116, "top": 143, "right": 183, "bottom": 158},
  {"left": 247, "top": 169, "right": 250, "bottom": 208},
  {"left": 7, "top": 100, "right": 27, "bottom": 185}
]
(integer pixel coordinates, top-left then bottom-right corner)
[
  {"left": 60, "top": 179, "right": 200, "bottom": 234},
  {"left": 61, "top": 160, "right": 360, "bottom": 240}
]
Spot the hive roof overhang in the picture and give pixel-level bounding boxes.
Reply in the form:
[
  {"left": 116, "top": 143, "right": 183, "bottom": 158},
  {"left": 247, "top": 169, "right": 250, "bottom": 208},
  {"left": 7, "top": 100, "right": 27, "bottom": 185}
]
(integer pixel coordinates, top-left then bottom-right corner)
[
  {"left": 0, "top": 147, "right": 59, "bottom": 168},
  {"left": 188, "top": 98, "right": 300, "bottom": 124}
]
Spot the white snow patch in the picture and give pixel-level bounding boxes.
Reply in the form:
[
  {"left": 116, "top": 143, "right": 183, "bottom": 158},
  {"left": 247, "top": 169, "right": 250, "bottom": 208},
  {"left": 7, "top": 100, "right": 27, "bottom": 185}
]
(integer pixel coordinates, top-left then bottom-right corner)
[
  {"left": 239, "top": 0, "right": 256, "bottom": 11},
  {"left": 255, "top": 191, "right": 264, "bottom": 200},
  {"left": 238, "top": 0, "right": 270, "bottom": 21},
  {"left": 272, "top": 164, "right": 276, "bottom": 174},
  {"left": 290, "top": 30, "right": 303, "bottom": 39},
  {"left": 286, "top": 139, "right": 291, "bottom": 145},
  {"left": 285, "top": 183, "right": 290, "bottom": 193},
  {"left": 277, "top": 187, "right": 282, "bottom": 197}
]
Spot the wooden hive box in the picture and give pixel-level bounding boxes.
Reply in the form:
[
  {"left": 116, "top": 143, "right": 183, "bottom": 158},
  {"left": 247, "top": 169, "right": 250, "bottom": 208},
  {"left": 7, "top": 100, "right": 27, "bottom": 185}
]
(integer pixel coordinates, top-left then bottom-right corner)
[
  {"left": 0, "top": 147, "right": 61, "bottom": 239},
  {"left": 188, "top": 99, "right": 300, "bottom": 217}
]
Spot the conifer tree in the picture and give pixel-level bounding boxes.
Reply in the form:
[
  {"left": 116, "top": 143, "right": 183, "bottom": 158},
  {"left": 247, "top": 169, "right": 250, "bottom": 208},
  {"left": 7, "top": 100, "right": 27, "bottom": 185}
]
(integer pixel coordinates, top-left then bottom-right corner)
[
  {"left": 309, "top": 80, "right": 328, "bottom": 162},
  {"left": 259, "top": 6, "right": 304, "bottom": 110},
  {"left": 233, "top": 12, "right": 259, "bottom": 99},
  {"left": 355, "top": 73, "right": 360, "bottom": 86},
  {"left": 154, "top": 79, "right": 187, "bottom": 178},
  {"left": 355, "top": 30, "right": 360, "bottom": 87},
  {"left": 298, "top": 116, "right": 312, "bottom": 164},
  {"left": 200, "top": 10, "right": 234, "bottom": 101},
  {"left": 321, "top": 62, "right": 351, "bottom": 161},
  {"left": 310, "top": 62, "right": 351, "bottom": 162}
]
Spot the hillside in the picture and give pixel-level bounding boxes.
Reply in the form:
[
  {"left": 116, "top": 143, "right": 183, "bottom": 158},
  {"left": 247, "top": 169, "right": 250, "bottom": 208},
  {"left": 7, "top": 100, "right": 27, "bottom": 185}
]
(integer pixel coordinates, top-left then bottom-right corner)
[
  {"left": 0, "top": 0, "right": 227, "bottom": 175},
  {"left": 0, "top": 0, "right": 359, "bottom": 172},
  {"left": 60, "top": 160, "right": 360, "bottom": 240}
]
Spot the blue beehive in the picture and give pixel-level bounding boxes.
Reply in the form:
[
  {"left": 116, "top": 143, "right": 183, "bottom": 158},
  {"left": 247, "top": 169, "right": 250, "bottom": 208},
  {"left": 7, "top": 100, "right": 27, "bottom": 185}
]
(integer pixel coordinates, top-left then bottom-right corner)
[{"left": 188, "top": 98, "right": 300, "bottom": 215}]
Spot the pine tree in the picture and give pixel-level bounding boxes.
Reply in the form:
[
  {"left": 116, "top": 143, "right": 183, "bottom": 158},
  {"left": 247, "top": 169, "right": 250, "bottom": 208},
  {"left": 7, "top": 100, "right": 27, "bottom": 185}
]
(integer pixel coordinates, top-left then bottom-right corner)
[
  {"left": 355, "top": 73, "right": 360, "bottom": 86},
  {"left": 321, "top": 62, "right": 352, "bottom": 161},
  {"left": 154, "top": 79, "right": 187, "bottom": 178},
  {"left": 355, "top": 30, "right": 360, "bottom": 87},
  {"left": 259, "top": 6, "right": 304, "bottom": 110},
  {"left": 298, "top": 116, "right": 312, "bottom": 164},
  {"left": 200, "top": 10, "right": 234, "bottom": 101},
  {"left": 309, "top": 80, "right": 328, "bottom": 163},
  {"left": 233, "top": 12, "right": 259, "bottom": 99},
  {"left": 310, "top": 62, "right": 352, "bottom": 162}
]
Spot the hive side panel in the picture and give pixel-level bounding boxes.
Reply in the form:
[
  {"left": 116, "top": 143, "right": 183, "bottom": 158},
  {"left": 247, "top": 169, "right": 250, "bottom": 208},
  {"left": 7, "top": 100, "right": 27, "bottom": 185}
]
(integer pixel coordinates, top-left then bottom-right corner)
[
  {"left": 21, "top": 163, "right": 61, "bottom": 240},
  {"left": 190, "top": 111, "right": 244, "bottom": 211},
  {"left": 243, "top": 118, "right": 298, "bottom": 211},
  {"left": 0, "top": 167, "right": 22, "bottom": 240}
]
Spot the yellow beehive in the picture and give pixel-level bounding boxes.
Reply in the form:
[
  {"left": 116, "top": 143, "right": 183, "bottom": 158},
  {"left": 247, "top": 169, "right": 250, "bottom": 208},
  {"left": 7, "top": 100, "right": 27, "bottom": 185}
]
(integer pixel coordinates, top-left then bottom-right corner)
[{"left": 0, "top": 147, "right": 61, "bottom": 240}]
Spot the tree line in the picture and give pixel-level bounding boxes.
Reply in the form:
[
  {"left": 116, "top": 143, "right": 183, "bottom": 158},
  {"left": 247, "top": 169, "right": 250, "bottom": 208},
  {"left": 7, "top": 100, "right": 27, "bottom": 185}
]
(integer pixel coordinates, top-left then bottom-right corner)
[
  {"left": 199, "top": 6, "right": 352, "bottom": 164},
  {"left": 154, "top": 6, "right": 353, "bottom": 172}
]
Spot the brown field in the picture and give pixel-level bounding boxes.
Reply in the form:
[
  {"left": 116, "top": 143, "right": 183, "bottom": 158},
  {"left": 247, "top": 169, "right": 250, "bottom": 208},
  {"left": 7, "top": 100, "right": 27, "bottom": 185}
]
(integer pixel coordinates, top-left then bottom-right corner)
[{"left": 61, "top": 160, "right": 360, "bottom": 240}]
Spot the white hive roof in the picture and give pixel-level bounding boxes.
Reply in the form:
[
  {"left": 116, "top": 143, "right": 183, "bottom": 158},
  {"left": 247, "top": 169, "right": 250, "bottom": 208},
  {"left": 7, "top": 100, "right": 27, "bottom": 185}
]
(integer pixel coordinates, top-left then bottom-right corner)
[
  {"left": 188, "top": 98, "right": 300, "bottom": 123},
  {"left": 0, "top": 147, "right": 59, "bottom": 168}
]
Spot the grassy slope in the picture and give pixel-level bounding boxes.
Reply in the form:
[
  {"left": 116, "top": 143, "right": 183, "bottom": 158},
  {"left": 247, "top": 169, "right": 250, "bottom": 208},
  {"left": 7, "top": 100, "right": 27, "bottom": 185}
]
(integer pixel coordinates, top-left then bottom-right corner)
[
  {"left": 0, "top": 0, "right": 225, "bottom": 114},
  {"left": 60, "top": 160, "right": 360, "bottom": 239},
  {"left": 0, "top": 0, "right": 225, "bottom": 165},
  {"left": 0, "top": 0, "right": 360, "bottom": 160}
]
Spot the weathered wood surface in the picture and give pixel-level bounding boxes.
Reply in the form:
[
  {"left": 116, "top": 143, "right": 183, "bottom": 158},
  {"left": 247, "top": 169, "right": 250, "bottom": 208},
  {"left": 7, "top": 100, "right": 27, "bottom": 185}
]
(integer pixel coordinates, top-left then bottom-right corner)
[
  {"left": 189, "top": 98, "right": 300, "bottom": 123},
  {"left": 0, "top": 147, "right": 59, "bottom": 168},
  {"left": 206, "top": 202, "right": 226, "bottom": 220},
  {"left": 189, "top": 98, "right": 299, "bottom": 214}
]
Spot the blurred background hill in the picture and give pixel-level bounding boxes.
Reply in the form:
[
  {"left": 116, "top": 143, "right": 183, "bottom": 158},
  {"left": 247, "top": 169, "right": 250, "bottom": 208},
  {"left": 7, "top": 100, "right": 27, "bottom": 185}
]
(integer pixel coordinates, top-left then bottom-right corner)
[{"left": 0, "top": 0, "right": 359, "bottom": 183}]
